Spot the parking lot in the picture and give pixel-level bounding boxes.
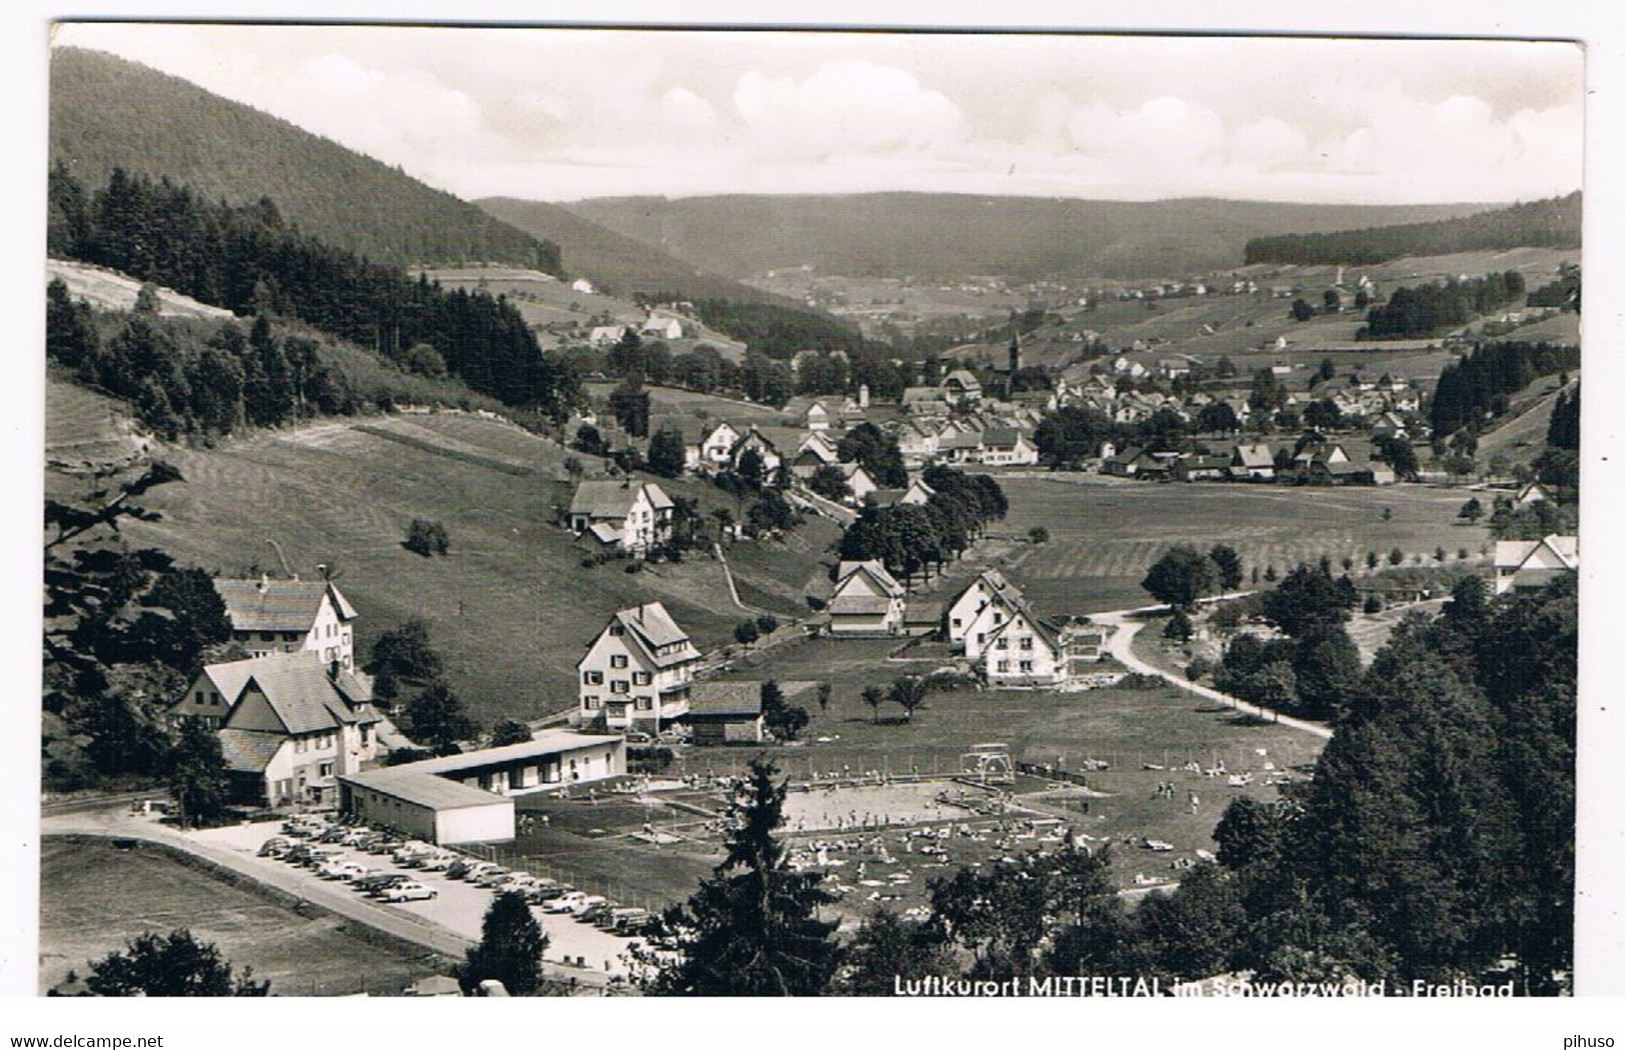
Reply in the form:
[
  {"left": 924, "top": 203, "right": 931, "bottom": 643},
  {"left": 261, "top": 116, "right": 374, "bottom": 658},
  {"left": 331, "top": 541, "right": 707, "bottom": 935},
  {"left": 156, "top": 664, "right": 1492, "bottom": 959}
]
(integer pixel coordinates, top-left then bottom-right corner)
[{"left": 194, "top": 820, "right": 636, "bottom": 978}]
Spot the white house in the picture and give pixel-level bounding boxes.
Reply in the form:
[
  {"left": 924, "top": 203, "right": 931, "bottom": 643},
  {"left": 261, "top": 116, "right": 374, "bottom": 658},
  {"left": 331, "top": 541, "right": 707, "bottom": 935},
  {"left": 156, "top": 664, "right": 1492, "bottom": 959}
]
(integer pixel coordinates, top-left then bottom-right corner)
[
  {"left": 730, "top": 427, "right": 783, "bottom": 473},
  {"left": 208, "top": 651, "right": 381, "bottom": 807},
  {"left": 981, "top": 605, "right": 1068, "bottom": 687},
  {"left": 981, "top": 428, "right": 1039, "bottom": 466},
  {"left": 577, "top": 602, "right": 702, "bottom": 730},
  {"left": 589, "top": 325, "right": 628, "bottom": 347},
  {"left": 699, "top": 421, "right": 743, "bottom": 469},
  {"left": 171, "top": 656, "right": 264, "bottom": 727},
  {"left": 945, "top": 570, "right": 1025, "bottom": 651},
  {"left": 828, "top": 560, "right": 907, "bottom": 635},
  {"left": 641, "top": 316, "right": 684, "bottom": 340},
  {"left": 213, "top": 576, "right": 359, "bottom": 670},
  {"left": 567, "top": 480, "right": 675, "bottom": 552},
  {"left": 941, "top": 369, "right": 984, "bottom": 405},
  {"left": 1493, "top": 535, "right": 1578, "bottom": 595},
  {"left": 793, "top": 431, "right": 841, "bottom": 466},
  {"left": 571, "top": 278, "right": 596, "bottom": 295}
]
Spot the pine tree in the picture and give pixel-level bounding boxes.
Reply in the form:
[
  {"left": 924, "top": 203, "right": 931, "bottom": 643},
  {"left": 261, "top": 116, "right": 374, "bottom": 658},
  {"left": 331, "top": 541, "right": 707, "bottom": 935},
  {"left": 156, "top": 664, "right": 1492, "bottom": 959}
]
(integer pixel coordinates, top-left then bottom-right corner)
[
  {"left": 462, "top": 890, "right": 548, "bottom": 995},
  {"left": 647, "top": 758, "right": 841, "bottom": 995}
]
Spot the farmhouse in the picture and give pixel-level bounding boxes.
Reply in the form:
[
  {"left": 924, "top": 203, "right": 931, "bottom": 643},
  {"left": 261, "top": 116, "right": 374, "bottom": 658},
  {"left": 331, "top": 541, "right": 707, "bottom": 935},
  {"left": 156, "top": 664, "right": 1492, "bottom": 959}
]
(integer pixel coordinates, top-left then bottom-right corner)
[
  {"left": 730, "top": 426, "right": 784, "bottom": 473},
  {"left": 567, "top": 479, "right": 674, "bottom": 552},
  {"left": 214, "top": 575, "right": 359, "bottom": 670},
  {"left": 687, "top": 682, "right": 765, "bottom": 745},
  {"left": 1230, "top": 443, "right": 1275, "bottom": 480},
  {"left": 699, "top": 421, "right": 743, "bottom": 469},
  {"left": 793, "top": 430, "right": 841, "bottom": 466},
  {"left": 1515, "top": 482, "right": 1552, "bottom": 507},
  {"left": 640, "top": 316, "right": 684, "bottom": 340},
  {"left": 902, "top": 387, "right": 950, "bottom": 416},
  {"left": 170, "top": 656, "right": 260, "bottom": 727},
  {"left": 941, "top": 369, "right": 984, "bottom": 405},
  {"left": 589, "top": 325, "right": 628, "bottom": 347},
  {"left": 981, "top": 428, "right": 1039, "bottom": 466},
  {"left": 206, "top": 651, "right": 381, "bottom": 808},
  {"left": 980, "top": 604, "right": 1067, "bottom": 687},
  {"left": 577, "top": 602, "right": 702, "bottom": 730},
  {"left": 828, "top": 559, "right": 908, "bottom": 635},
  {"left": 1493, "top": 534, "right": 1578, "bottom": 595},
  {"left": 945, "top": 570, "right": 1026, "bottom": 655},
  {"left": 1173, "top": 454, "right": 1232, "bottom": 482}
]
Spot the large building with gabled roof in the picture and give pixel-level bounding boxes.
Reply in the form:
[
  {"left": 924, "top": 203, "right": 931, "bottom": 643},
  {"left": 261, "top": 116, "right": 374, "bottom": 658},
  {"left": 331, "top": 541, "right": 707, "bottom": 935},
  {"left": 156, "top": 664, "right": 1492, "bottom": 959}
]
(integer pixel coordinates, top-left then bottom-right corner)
[
  {"left": 1493, "top": 534, "right": 1578, "bottom": 595},
  {"left": 828, "top": 559, "right": 907, "bottom": 635},
  {"left": 577, "top": 601, "right": 702, "bottom": 730},
  {"left": 213, "top": 575, "right": 359, "bottom": 669},
  {"left": 567, "top": 479, "right": 674, "bottom": 553},
  {"left": 185, "top": 651, "right": 382, "bottom": 807}
]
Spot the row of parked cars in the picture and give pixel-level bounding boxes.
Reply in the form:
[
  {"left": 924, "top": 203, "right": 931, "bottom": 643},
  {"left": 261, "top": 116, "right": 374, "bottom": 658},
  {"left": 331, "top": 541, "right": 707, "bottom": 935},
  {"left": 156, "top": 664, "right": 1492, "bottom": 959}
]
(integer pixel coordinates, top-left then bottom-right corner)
[
  {"left": 438, "top": 858, "right": 657, "bottom": 937},
  {"left": 259, "top": 814, "right": 656, "bottom": 935}
]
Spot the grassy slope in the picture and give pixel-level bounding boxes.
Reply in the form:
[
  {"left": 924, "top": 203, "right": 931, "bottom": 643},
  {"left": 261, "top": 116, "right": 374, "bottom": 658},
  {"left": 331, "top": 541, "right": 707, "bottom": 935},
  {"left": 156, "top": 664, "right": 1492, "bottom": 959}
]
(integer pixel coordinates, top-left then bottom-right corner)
[
  {"left": 566, "top": 193, "right": 1495, "bottom": 281},
  {"left": 61, "top": 398, "right": 835, "bottom": 725},
  {"left": 39, "top": 837, "right": 444, "bottom": 995},
  {"left": 989, "top": 473, "right": 1492, "bottom": 615},
  {"left": 50, "top": 47, "right": 552, "bottom": 269}
]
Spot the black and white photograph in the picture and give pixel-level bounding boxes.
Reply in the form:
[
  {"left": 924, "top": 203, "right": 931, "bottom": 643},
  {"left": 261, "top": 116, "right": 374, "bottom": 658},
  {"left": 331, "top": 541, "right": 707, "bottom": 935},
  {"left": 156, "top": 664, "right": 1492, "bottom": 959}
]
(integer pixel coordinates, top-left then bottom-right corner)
[{"left": 12, "top": 8, "right": 1618, "bottom": 1025}]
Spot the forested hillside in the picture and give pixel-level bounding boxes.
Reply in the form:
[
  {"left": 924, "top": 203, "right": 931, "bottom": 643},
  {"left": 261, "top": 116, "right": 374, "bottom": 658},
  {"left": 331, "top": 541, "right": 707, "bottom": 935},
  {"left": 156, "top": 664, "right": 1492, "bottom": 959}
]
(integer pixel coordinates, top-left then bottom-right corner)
[
  {"left": 49, "top": 166, "right": 580, "bottom": 419},
  {"left": 50, "top": 47, "right": 559, "bottom": 271},
  {"left": 1244, "top": 193, "right": 1581, "bottom": 266},
  {"left": 477, "top": 196, "right": 785, "bottom": 304},
  {"left": 566, "top": 194, "right": 1491, "bottom": 280}
]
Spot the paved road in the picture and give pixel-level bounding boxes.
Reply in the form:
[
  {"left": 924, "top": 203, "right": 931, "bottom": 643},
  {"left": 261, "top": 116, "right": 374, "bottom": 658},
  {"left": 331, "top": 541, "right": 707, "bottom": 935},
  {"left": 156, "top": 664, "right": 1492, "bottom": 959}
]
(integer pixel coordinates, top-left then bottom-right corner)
[
  {"left": 42, "top": 805, "right": 617, "bottom": 989},
  {"left": 1095, "top": 596, "right": 1334, "bottom": 742}
]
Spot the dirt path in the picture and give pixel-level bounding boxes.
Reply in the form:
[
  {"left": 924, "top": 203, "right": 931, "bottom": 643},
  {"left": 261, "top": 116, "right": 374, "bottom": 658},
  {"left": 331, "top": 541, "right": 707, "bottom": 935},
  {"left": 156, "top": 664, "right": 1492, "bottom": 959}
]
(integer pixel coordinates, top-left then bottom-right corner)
[{"left": 1096, "top": 598, "right": 1333, "bottom": 742}]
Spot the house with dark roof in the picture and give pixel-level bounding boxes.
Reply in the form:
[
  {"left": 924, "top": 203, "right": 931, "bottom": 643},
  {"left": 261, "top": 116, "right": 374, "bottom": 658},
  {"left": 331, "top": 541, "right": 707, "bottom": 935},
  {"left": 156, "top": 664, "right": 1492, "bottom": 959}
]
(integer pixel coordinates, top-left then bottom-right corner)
[
  {"left": 980, "top": 603, "right": 1068, "bottom": 687},
  {"left": 196, "top": 651, "right": 381, "bottom": 807},
  {"left": 577, "top": 602, "right": 702, "bottom": 730},
  {"left": 941, "top": 369, "right": 985, "bottom": 405},
  {"left": 213, "top": 575, "right": 359, "bottom": 670},
  {"left": 828, "top": 560, "right": 907, "bottom": 635},
  {"left": 981, "top": 427, "right": 1038, "bottom": 466},
  {"left": 946, "top": 570, "right": 1025, "bottom": 654},
  {"left": 687, "top": 682, "right": 765, "bottom": 745},
  {"left": 1172, "top": 454, "right": 1232, "bottom": 482},
  {"left": 567, "top": 479, "right": 674, "bottom": 552}
]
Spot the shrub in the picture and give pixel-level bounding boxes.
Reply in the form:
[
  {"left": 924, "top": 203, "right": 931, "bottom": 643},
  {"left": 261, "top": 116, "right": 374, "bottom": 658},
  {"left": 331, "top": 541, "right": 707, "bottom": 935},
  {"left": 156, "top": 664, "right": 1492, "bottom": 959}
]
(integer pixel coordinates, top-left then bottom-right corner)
[
  {"left": 1363, "top": 595, "right": 1383, "bottom": 614},
  {"left": 1186, "top": 656, "right": 1215, "bottom": 681},
  {"left": 404, "top": 518, "right": 450, "bottom": 557}
]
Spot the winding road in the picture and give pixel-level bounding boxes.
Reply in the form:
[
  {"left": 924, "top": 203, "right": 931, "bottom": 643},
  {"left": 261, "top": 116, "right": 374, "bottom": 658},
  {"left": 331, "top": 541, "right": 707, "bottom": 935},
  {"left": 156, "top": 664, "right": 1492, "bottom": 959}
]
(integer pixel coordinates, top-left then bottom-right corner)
[{"left": 1095, "top": 597, "right": 1334, "bottom": 741}]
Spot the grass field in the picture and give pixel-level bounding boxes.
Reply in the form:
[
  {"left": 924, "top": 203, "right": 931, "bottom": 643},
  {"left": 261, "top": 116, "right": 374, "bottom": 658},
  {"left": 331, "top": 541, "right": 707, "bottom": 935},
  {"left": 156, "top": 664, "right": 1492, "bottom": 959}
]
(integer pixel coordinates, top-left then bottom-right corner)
[
  {"left": 87, "top": 409, "right": 834, "bottom": 725},
  {"left": 39, "top": 837, "right": 447, "bottom": 996},
  {"left": 990, "top": 474, "right": 1492, "bottom": 616}
]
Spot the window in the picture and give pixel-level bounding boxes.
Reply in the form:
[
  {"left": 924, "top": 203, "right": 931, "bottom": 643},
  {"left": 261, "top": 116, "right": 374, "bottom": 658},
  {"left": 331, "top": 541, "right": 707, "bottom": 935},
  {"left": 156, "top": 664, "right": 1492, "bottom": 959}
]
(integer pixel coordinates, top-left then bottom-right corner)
[
  {"left": 1020, "top": 637, "right": 1033, "bottom": 651},
  {"left": 583, "top": 670, "right": 604, "bottom": 685},
  {"left": 584, "top": 697, "right": 600, "bottom": 710},
  {"left": 995, "top": 638, "right": 1008, "bottom": 650},
  {"left": 996, "top": 660, "right": 1010, "bottom": 673},
  {"left": 1019, "top": 661, "right": 1033, "bottom": 673},
  {"left": 318, "top": 762, "right": 334, "bottom": 778},
  {"left": 259, "top": 631, "right": 276, "bottom": 641},
  {"left": 611, "top": 681, "right": 630, "bottom": 694},
  {"left": 295, "top": 738, "right": 307, "bottom": 753},
  {"left": 610, "top": 654, "right": 628, "bottom": 669},
  {"left": 610, "top": 624, "right": 625, "bottom": 637},
  {"left": 633, "top": 671, "right": 651, "bottom": 686},
  {"left": 636, "top": 697, "right": 653, "bottom": 711},
  {"left": 952, "top": 617, "right": 963, "bottom": 628}
]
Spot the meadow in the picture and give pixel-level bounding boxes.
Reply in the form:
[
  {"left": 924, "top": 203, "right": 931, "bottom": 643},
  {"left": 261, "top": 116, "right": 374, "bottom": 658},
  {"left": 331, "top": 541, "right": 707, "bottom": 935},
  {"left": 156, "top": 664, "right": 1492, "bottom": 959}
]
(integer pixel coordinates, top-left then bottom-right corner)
[
  {"left": 991, "top": 473, "right": 1491, "bottom": 616},
  {"left": 81, "top": 401, "right": 836, "bottom": 726},
  {"left": 38, "top": 837, "right": 445, "bottom": 995}
]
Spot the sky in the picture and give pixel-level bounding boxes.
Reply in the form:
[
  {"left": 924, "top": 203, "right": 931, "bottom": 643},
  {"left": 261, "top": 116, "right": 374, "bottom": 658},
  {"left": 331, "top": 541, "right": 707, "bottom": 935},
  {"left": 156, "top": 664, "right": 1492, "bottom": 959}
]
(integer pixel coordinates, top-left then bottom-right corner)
[{"left": 52, "top": 24, "right": 1583, "bottom": 205}]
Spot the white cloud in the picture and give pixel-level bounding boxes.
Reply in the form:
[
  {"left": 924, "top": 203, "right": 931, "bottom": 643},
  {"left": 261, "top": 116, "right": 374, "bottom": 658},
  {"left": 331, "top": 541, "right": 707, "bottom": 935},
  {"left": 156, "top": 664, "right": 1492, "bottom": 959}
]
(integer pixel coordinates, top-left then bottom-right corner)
[{"left": 50, "top": 25, "right": 1583, "bottom": 205}]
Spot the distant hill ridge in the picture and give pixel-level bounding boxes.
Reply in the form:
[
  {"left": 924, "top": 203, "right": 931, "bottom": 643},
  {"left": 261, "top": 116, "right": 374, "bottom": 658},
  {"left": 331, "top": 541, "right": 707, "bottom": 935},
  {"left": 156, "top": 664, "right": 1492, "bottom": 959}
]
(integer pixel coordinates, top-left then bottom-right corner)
[
  {"left": 1244, "top": 192, "right": 1582, "bottom": 266},
  {"left": 564, "top": 193, "right": 1498, "bottom": 281},
  {"left": 50, "top": 47, "right": 560, "bottom": 271}
]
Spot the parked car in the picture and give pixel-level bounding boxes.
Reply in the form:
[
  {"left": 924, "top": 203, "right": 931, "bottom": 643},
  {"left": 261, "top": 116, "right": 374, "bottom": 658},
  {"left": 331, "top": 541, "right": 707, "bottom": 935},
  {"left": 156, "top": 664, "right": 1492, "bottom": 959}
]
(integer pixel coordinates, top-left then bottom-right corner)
[
  {"left": 355, "top": 872, "right": 412, "bottom": 895},
  {"left": 574, "top": 899, "right": 613, "bottom": 923},
  {"left": 381, "top": 881, "right": 438, "bottom": 903},
  {"left": 471, "top": 868, "right": 515, "bottom": 888},
  {"left": 257, "top": 837, "right": 292, "bottom": 858},
  {"left": 301, "top": 846, "right": 343, "bottom": 868},
  {"left": 459, "top": 861, "right": 503, "bottom": 882},
  {"left": 318, "top": 859, "right": 369, "bottom": 881},
  {"left": 282, "top": 844, "right": 314, "bottom": 865},
  {"left": 609, "top": 908, "right": 652, "bottom": 935},
  {"left": 525, "top": 884, "right": 569, "bottom": 904},
  {"left": 416, "top": 852, "right": 456, "bottom": 872},
  {"left": 361, "top": 836, "right": 402, "bottom": 855},
  {"left": 596, "top": 906, "right": 643, "bottom": 930},
  {"left": 542, "top": 891, "right": 588, "bottom": 914}
]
